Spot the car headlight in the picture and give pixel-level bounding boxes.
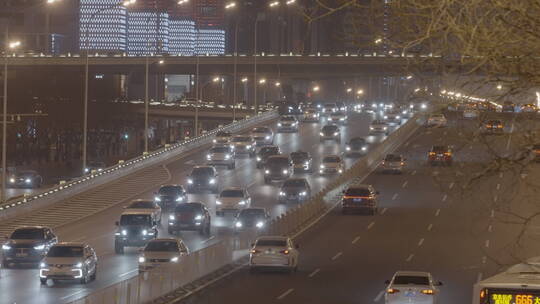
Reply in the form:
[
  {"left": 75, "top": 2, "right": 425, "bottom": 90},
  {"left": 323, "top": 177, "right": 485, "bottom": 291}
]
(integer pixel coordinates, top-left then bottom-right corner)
[
  {"left": 187, "top": 179, "right": 193, "bottom": 184},
  {"left": 279, "top": 191, "right": 285, "bottom": 196},
  {"left": 384, "top": 116, "right": 388, "bottom": 119},
  {"left": 25, "top": 178, "right": 32, "bottom": 183},
  {"left": 369, "top": 127, "right": 374, "bottom": 130},
  {"left": 282, "top": 169, "right": 288, "bottom": 174},
  {"left": 256, "top": 221, "right": 264, "bottom": 228},
  {"left": 169, "top": 215, "right": 175, "bottom": 220},
  {"left": 39, "top": 262, "right": 46, "bottom": 268},
  {"left": 75, "top": 262, "right": 83, "bottom": 268},
  {"left": 362, "top": 146, "right": 367, "bottom": 151},
  {"left": 379, "top": 103, "right": 384, "bottom": 107},
  {"left": 320, "top": 132, "right": 324, "bottom": 136},
  {"left": 265, "top": 170, "right": 270, "bottom": 174},
  {"left": 304, "top": 161, "right": 309, "bottom": 166},
  {"left": 225, "top": 154, "right": 230, "bottom": 159},
  {"left": 138, "top": 257, "right": 145, "bottom": 263},
  {"left": 320, "top": 164, "right": 325, "bottom": 169},
  {"left": 142, "top": 229, "right": 148, "bottom": 235},
  {"left": 256, "top": 157, "right": 261, "bottom": 161},
  {"left": 209, "top": 178, "right": 216, "bottom": 184},
  {"left": 9, "top": 178, "right": 15, "bottom": 183},
  {"left": 340, "top": 117, "right": 345, "bottom": 121},
  {"left": 238, "top": 200, "right": 246, "bottom": 205},
  {"left": 194, "top": 215, "right": 203, "bottom": 220},
  {"left": 122, "top": 230, "right": 127, "bottom": 236},
  {"left": 339, "top": 169, "right": 343, "bottom": 173},
  {"left": 206, "top": 154, "right": 211, "bottom": 160},
  {"left": 171, "top": 257, "right": 179, "bottom": 262},
  {"left": 334, "top": 132, "right": 339, "bottom": 136},
  {"left": 421, "top": 104, "right": 427, "bottom": 109},
  {"left": 383, "top": 127, "right": 388, "bottom": 130},
  {"left": 154, "top": 196, "right": 161, "bottom": 202},
  {"left": 371, "top": 103, "right": 377, "bottom": 108},
  {"left": 346, "top": 146, "right": 351, "bottom": 151},
  {"left": 402, "top": 110, "right": 407, "bottom": 114},
  {"left": 176, "top": 196, "right": 184, "bottom": 202},
  {"left": 212, "top": 139, "right": 217, "bottom": 143},
  {"left": 2, "top": 244, "right": 11, "bottom": 250},
  {"left": 216, "top": 200, "right": 222, "bottom": 205},
  {"left": 34, "top": 244, "right": 45, "bottom": 250},
  {"left": 278, "top": 123, "right": 282, "bottom": 127},
  {"left": 265, "top": 136, "right": 270, "bottom": 140},
  {"left": 235, "top": 222, "right": 242, "bottom": 228},
  {"left": 300, "top": 191, "right": 307, "bottom": 196},
  {"left": 246, "top": 145, "right": 252, "bottom": 149},
  {"left": 396, "top": 116, "right": 401, "bottom": 119},
  {"left": 84, "top": 168, "right": 90, "bottom": 173}
]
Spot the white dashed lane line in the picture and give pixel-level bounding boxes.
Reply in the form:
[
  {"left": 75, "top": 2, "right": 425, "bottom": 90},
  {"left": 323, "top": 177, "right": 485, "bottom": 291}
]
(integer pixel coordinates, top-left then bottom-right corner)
[
  {"left": 411, "top": 170, "right": 417, "bottom": 176},
  {"left": 485, "top": 240, "right": 490, "bottom": 248},
  {"left": 308, "top": 268, "right": 320, "bottom": 278},
  {"left": 392, "top": 193, "right": 398, "bottom": 200},
  {"left": 367, "top": 222, "right": 375, "bottom": 230},
  {"left": 406, "top": 254, "right": 414, "bottom": 262},
  {"left": 442, "top": 194, "right": 447, "bottom": 202},
  {"left": 427, "top": 224, "right": 433, "bottom": 231},
  {"left": 352, "top": 236, "right": 361, "bottom": 244},
  {"left": 449, "top": 182, "right": 454, "bottom": 189},
  {"left": 488, "top": 225, "right": 493, "bottom": 232},
  {"left": 493, "top": 195, "right": 498, "bottom": 202},
  {"left": 374, "top": 290, "right": 386, "bottom": 302},
  {"left": 477, "top": 272, "right": 483, "bottom": 283},
  {"left": 418, "top": 238, "right": 425, "bottom": 247},
  {"left": 402, "top": 181, "right": 408, "bottom": 188},
  {"left": 331, "top": 252, "right": 343, "bottom": 261},
  {"left": 491, "top": 210, "right": 495, "bottom": 218},
  {"left": 435, "top": 209, "right": 441, "bottom": 217},
  {"left": 496, "top": 183, "right": 501, "bottom": 190},
  {"left": 381, "top": 208, "right": 388, "bottom": 215},
  {"left": 277, "top": 288, "right": 294, "bottom": 300}
]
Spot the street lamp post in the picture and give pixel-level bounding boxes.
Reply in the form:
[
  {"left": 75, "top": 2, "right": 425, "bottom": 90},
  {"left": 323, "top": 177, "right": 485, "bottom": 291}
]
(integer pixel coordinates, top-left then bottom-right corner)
[{"left": 225, "top": 2, "right": 238, "bottom": 121}]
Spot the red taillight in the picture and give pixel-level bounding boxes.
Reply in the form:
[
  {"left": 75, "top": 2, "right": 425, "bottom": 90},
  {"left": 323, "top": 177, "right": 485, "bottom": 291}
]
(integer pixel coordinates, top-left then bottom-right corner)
[
  {"left": 444, "top": 152, "right": 452, "bottom": 156},
  {"left": 280, "top": 250, "right": 290, "bottom": 255},
  {"left": 387, "top": 288, "right": 400, "bottom": 294},
  {"left": 480, "top": 289, "right": 486, "bottom": 299},
  {"left": 421, "top": 289, "right": 434, "bottom": 295},
  {"left": 429, "top": 152, "right": 436, "bottom": 156}
]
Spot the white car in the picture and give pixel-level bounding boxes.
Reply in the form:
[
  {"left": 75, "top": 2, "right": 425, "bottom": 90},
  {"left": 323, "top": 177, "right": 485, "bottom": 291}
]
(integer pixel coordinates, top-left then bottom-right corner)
[
  {"left": 277, "top": 115, "right": 299, "bottom": 132},
  {"left": 427, "top": 114, "right": 447, "bottom": 127},
  {"left": 229, "top": 135, "right": 256, "bottom": 157},
  {"left": 138, "top": 238, "right": 189, "bottom": 273},
  {"left": 303, "top": 108, "right": 320, "bottom": 122},
  {"left": 216, "top": 187, "right": 251, "bottom": 216},
  {"left": 249, "top": 236, "right": 299, "bottom": 272},
  {"left": 369, "top": 120, "right": 389, "bottom": 135},
  {"left": 39, "top": 242, "right": 98, "bottom": 285},
  {"left": 328, "top": 112, "right": 348, "bottom": 124},
  {"left": 125, "top": 199, "right": 162, "bottom": 224},
  {"left": 385, "top": 271, "right": 442, "bottom": 304},
  {"left": 213, "top": 131, "right": 232, "bottom": 144},
  {"left": 206, "top": 145, "right": 235, "bottom": 169},
  {"left": 320, "top": 155, "right": 344, "bottom": 175},
  {"left": 463, "top": 109, "right": 479, "bottom": 118},
  {"left": 321, "top": 103, "right": 338, "bottom": 115},
  {"left": 251, "top": 127, "right": 274, "bottom": 146}
]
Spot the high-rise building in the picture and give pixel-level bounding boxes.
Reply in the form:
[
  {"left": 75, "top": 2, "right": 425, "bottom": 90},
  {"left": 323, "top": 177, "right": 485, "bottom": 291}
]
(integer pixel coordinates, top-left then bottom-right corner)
[
  {"left": 79, "top": 0, "right": 127, "bottom": 52},
  {"left": 169, "top": 19, "right": 196, "bottom": 55},
  {"left": 196, "top": 28, "right": 225, "bottom": 54},
  {"left": 127, "top": 11, "right": 169, "bottom": 55},
  {"left": 194, "top": 0, "right": 224, "bottom": 28}
]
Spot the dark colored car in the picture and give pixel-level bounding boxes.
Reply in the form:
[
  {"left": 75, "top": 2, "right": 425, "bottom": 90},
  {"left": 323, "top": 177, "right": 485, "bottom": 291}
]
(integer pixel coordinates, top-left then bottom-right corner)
[
  {"left": 114, "top": 211, "right": 158, "bottom": 254},
  {"left": 154, "top": 185, "right": 187, "bottom": 208},
  {"left": 320, "top": 124, "right": 341, "bottom": 142},
  {"left": 502, "top": 102, "right": 515, "bottom": 112},
  {"left": 264, "top": 155, "right": 293, "bottom": 183},
  {"left": 256, "top": 146, "right": 281, "bottom": 169},
  {"left": 345, "top": 137, "right": 368, "bottom": 156},
  {"left": 168, "top": 202, "right": 211, "bottom": 236},
  {"left": 279, "top": 178, "right": 311, "bottom": 204},
  {"left": 2, "top": 226, "right": 58, "bottom": 267},
  {"left": 341, "top": 184, "right": 379, "bottom": 215},
  {"left": 482, "top": 119, "right": 504, "bottom": 134},
  {"left": 234, "top": 208, "right": 270, "bottom": 232},
  {"left": 84, "top": 161, "right": 106, "bottom": 174},
  {"left": 428, "top": 145, "right": 453, "bottom": 166},
  {"left": 8, "top": 170, "right": 43, "bottom": 188},
  {"left": 186, "top": 166, "right": 219, "bottom": 193},
  {"left": 290, "top": 151, "right": 313, "bottom": 173}
]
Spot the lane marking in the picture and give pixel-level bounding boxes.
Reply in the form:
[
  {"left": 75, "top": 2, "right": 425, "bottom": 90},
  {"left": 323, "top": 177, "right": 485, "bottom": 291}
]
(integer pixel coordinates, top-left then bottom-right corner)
[
  {"left": 488, "top": 225, "right": 493, "bottom": 233},
  {"left": 367, "top": 222, "right": 375, "bottom": 230},
  {"left": 277, "top": 288, "right": 294, "bottom": 300},
  {"left": 435, "top": 209, "right": 441, "bottom": 217},
  {"left": 442, "top": 194, "right": 448, "bottom": 202},
  {"left": 308, "top": 268, "right": 321, "bottom": 278},
  {"left": 491, "top": 210, "right": 495, "bottom": 218},
  {"left": 493, "top": 195, "right": 498, "bottom": 202},
  {"left": 496, "top": 183, "right": 501, "bottom": 190},
  {"left": 427, "top": 223, "right": 433, "bottom": 231},
  {"left": 352, "top": 236, "right": 361, "bottom": 244},
  {"left": 201, "top": 236, "right": 216, "bottom": 244},
  {"left": 392, "top": 193, "right": 398, "bottom": 200},
  {"left": 402, "top": 181, "right": 408, "bottom": 188},
  {"left": 418, "top": 238, "right": 425, "bottom": 246},
  {"left": 406, "top": 254, "right": 414, "bottom": 262},
  {"left": 332, "top": 252, "right": 343, "bottom": 260},
  {"left": 470, "top": 145, "right": 473, "bottom": 150},
  {"left": 482, "top": 256, "right": 487, "bottom": 264},
  {"left": 119, "top": 269, "right": 138, "bottom": 277},
  {"left": 485, "top": 240, "right": 490, "bottom": 248},
  {"left": 374, "top": 290, "right": 385, "bottom": 302},
  {"left": 411, "top": 170, "right": 417, "bottom": 176},
  {"left": 449, "top": 182, "right": 454, "bottom": 189},
  {"left": 61, "top": 291, "right": 86, "bottom": 300},
  {"left": 499, "top": 172, "right": 503, "bottom": 178},
  {"left": 477, "top": 272, "right": 483, "bottom": 283},
  {"left": 381, "top": 208, "right": 388, "bottom": 215}
]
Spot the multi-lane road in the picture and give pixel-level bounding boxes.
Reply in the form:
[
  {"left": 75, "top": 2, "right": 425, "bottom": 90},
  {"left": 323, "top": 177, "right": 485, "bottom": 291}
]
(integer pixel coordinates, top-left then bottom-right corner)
[{"left": 0, "top": 111, "right": 395, "bottom": 304}]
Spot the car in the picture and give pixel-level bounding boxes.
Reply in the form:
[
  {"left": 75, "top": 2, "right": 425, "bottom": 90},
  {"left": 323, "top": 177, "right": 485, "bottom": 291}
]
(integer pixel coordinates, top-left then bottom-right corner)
[
  {"left": 2, "top": 226, "right": 57, "bottom": 268},
  {"left": 321, "top": 103, "right": 338, "bottom": 115},
  {"left": 369, "top": 120, "right": 390, "bottom": 135},
  {"left": 186, "top": 166, "right": 219, "bottom": 193},
  {"left": 532, "top": 144, "right": 540, "bottom": 162},
  {"left": 328, "top": 111, "right": 348, "bottom": 124},
  {"left": 125, "top": 199, "right": 162, "bottom": 224},
  {"left": 84, "top": 161, "right": 106, "bottom": 174},
  {"left": 154, "top": 185, "right": 187, "bottom": 209},
  {"left": 380, "top": 154, "right": 405, "bottom": 174},
  {"left": 428, "top": 145, "right": 453, "bottom": 166},
  {"left": 427, "top": 114, "right": 447, "bottom": 127},
  {"left": 256, "top": 145, "right": 281, "bottom": 169},
  {"left": 277, "top": 115, "right": 299, "bottom": 132},
  {"left": 481, "top": 119, "right": 504, "bottom": 134},
  {"left": 206, "top": 145, "right": 236, "bottom": 169},
  {"left": 168, "top": 202, "right": 211, "bottom": 235},
  {"left": 336, "top": 101, "right": 347, "bottom": 112},
  {"left": 39, "top": 242, "right": 97, "bottom": 285},
  {"left": 399, "top": 107, "right": 413, "bottom": 118},
  {"left": 385, "top": 271, "right": 442, "bottom": 304},
  {"left": 264, "top": 155, "right": 293, "bottom": 183},
  {"left": 502, "top": 101, "right": 515, "bottom": 112},
  {"left": 303, "top": 108, "right": 320, "bottom": 122},
  {"left": 249, "top": 236, "right": 299, "bottom": 273},
  {"left": 320, "top": 155, "right": 344, "bottom": 175},
  {"left": 290, "top": 151, "right": 313, "bottom": 173},
  {"left": 463, "top": 109, "right": 479, "bottom": 118},
  {"left": 229, "top": 135, "right": 256, "bottom": 157},
  {"left": 216, "top": 188, "right": 251, "bottom": 216},
  {"left": 213, "top": 131, "right": 232, "bottom": 144},
  {"left": 384, "top": 110, "right": 402, "bottom": 125},
  {"left": 279, "top": 178, "right": 311, "bottom": 204},
  {"left": 251, "top": 127, "right": 274, "bottom": 146},
  {"left": 114, "top": 210, "right": 159, "bottom": 254},
  {"left": 345, "top": 137, "right": 368, "bottom": 156},
  {"left": 341, "top": 184, "right": 379, "bottom": 215},
  {"left": 320, "top": 124, "right": 341, "bottom": 142},
  {"left": 138, "top": 238, "right": 189, "bottom": 273},
  {"left": 234, "top": 208, "right": 270, "bottom": 232},
  {"left": 7, "top": 170, "right": 43, "bottom": 188}
]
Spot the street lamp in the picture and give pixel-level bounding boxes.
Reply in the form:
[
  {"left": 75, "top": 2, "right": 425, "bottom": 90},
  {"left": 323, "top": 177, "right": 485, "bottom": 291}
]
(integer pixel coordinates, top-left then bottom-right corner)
[
  {"left": 269, "top": 1, "right": 279, "bottom": 7},
  {"left": 497, "top": 84, "right": 502, "bottom": 90},
  {"left": 346, "top": 88, "right": 352, "bottom": 93},
  {"left": 177, "top": 0, "right": 189, "bottom": 4},
  {"left": 313, "top": 86, "right": 320, "bottom": 92},
  {"left": 2, "top": 38, "right": 21, "bottom": 203},
  {"left": 225, "top": 2, "right": 236, "bottom": 9},
  {"left": 357, "top": 89, "right": 364, "bottom": 95}
]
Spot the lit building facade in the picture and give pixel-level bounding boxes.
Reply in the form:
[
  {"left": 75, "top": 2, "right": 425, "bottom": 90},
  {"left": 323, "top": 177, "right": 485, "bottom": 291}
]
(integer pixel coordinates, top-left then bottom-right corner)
[
  {"left": 127, "top": 11, "right": 169, "bottom": 55},
  {"left": 79, "top": 0, "right": 127, "bottom": 52},
  {"left": 196, "top": 29, "right": 225, "bottom": 55},
  {"left": 169, "top": 19, "right": 196, "bottom": 55}
]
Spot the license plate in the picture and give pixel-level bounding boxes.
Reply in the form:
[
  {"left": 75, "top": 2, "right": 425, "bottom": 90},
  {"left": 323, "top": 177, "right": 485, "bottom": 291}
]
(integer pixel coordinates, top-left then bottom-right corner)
[
  {"left": 16, "top": 253, "right": 28, "bottom": 257},
  {"left": 405, "top": 291, "right": 416, "bottom": 297},
  {"left": 179, "top": 224, "right": 190, "bottom": 227},
  {"left": 353, "top": 198, "right": 362, "bottom": 202}
]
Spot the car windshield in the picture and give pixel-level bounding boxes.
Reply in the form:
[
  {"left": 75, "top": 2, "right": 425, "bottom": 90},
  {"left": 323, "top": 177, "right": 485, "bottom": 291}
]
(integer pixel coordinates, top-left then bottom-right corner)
[
  {"left": 260, "top": 147, "right": 279, "bottom": 154},
  {"left": 256, "top": 239, "right": 287, "bottom": 247},
  {"left": 290, "top": 152, "right": 308, "bottom": 161},
  {"left": 394, "top": 275, "right": 430, "bottom": 285},
  {"left": 324, "top": 104, "right": 336, "bottom": 108},
  {"left": 11, "top": 228, "right": 44, "bottom": 239},
  {"left": 47, "top": 246, "right": 84, "bottom": 258},
  {"left": 431, "top": 115, "right": 444, "bottom": 118},
  {"left": 231, "top": 136, "right": 251, "bottom": 142},
  {"left": 210, "top": 147, "right": 230, "bottom": 153},
  {"left": 372, "top": 120, "right": 386, "bottom": 124},
  {"left": 486, "top": 120, "right": 501, "bottom": 125},
  {"left": 305, "top": 109, "right": 316, "bottom": 113},
  {"left": 175, "top": 203, "right": 201, "bottom": 213},
  {"left": 216, "top": 131, "right": 231, "bottom": 137},
  {"left": 322, "top": 125, "right": 338, "bottom": 132},
  {"left": 384, "top": 154, "right": 402, "bottom": 162},
  {"left": 192, "top": 168, "right": 214, "bottom": 177},
  {"left": 281, "top": 116, "right": 296, "bottom": 122},
  {"left": 159, "top": 186, "right": 182, "bottom": 195},
  {"left": 145, "top": 241, "right": 179, "bottom": 252},
  {"left": 432, "top": 146, "right": 448, "bottom": 152},
  {"left": 267, "top": 158, "right": 289, "bottom": 166},
  {"left": 120, "top": 214, "right": 151, "bottom": 226},
  {"left": 252, "top": 127, "right": 269, "bottom": 133},
  {"left": 323, "top": 156, "right": 341, "bottom": 163},
  {"left": 17, "top": 171, "right": 36, "bottom": 176},
  {"left": 283, "top": 179, "right": 307, "bottom": 187},
  {"left": 128, "top": 201, "right": 154, "bottom": 209},
  {"left": 344, "top": 188, "right": 372, "bottom": 197},
  {"left": 239, "top": 209, "right": 265, "bottom": 218},
  {"left": 220, "top": 189, "right": 244, "bottom": 198},
  {"left": 349, "top": 138, "right": 365, "bottom": 145}
]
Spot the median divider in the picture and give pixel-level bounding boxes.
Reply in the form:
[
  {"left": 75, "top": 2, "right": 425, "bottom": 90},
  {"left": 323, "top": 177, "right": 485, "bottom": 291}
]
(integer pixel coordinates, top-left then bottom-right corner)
[{"left": 67, "top": 113, "right": 427, "bottom": 304}]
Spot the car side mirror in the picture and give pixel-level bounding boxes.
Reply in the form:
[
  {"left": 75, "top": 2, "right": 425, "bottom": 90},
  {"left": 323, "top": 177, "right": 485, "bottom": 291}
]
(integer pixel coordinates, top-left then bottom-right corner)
[
  {"left": 437, "top": 281, "right": 443, "bottom": 286},
  {"left": 115, "top": 221, "right": 119, "bottom": 226},
  {"left": 385, "top": 280, "right": 391, "bottom": 284}
]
